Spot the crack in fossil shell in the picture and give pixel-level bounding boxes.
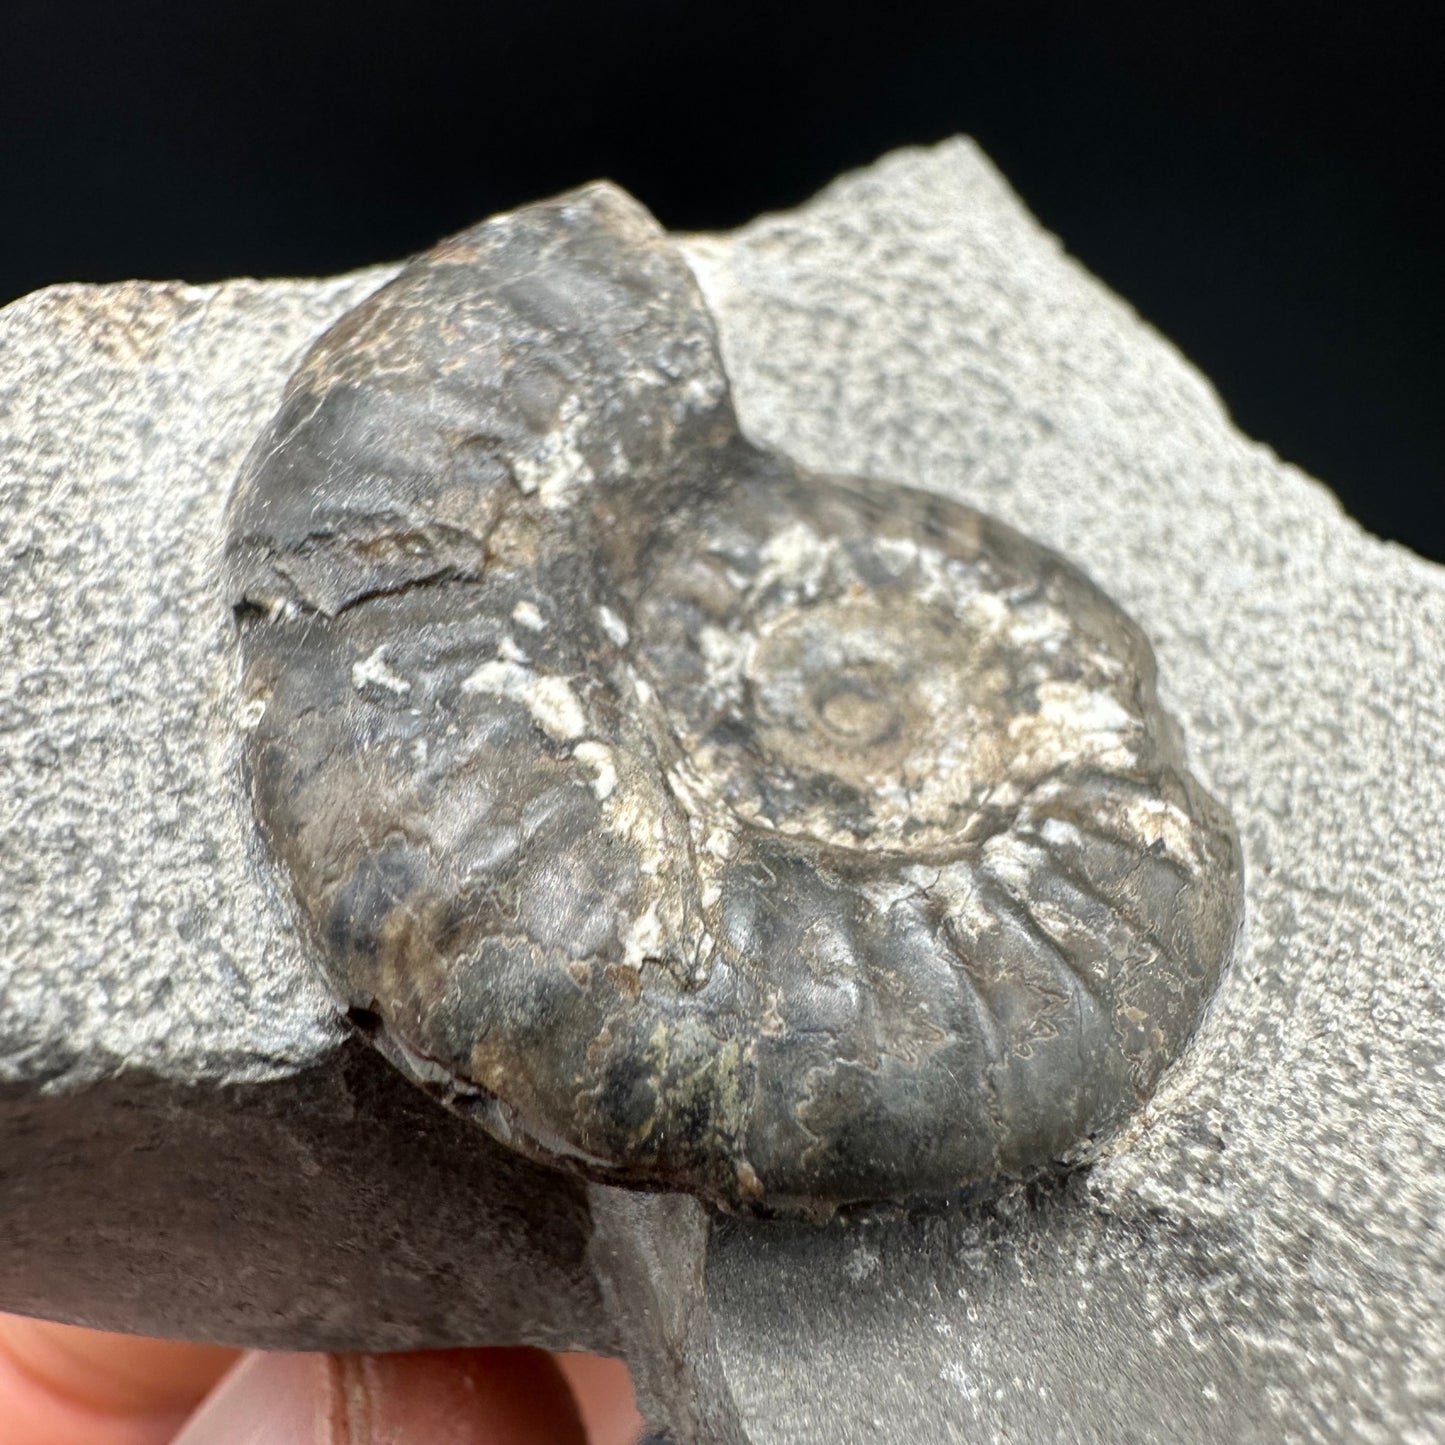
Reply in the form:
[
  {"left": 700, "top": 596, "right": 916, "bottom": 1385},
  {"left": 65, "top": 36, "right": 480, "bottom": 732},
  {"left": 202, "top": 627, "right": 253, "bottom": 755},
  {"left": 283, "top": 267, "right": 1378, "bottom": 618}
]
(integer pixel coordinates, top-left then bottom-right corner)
[{"left": 224, "top": 183, "right": 1244, "bottom": 1217}]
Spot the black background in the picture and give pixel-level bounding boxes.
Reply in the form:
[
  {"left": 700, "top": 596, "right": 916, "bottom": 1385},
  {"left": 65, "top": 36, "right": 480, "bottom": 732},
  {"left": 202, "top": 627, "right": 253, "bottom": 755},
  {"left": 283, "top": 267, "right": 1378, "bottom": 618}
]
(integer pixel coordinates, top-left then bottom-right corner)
[{"left": 3, "top": 1, "right": 1440, "bottom": 560}]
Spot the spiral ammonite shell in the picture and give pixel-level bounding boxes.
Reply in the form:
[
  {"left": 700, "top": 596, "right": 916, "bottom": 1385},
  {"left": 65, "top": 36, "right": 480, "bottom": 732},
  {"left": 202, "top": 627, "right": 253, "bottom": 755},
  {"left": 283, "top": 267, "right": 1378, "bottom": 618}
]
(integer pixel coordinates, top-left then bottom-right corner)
[{"left": 225, "top": 184, "right": 1243, "bottom": 1216}]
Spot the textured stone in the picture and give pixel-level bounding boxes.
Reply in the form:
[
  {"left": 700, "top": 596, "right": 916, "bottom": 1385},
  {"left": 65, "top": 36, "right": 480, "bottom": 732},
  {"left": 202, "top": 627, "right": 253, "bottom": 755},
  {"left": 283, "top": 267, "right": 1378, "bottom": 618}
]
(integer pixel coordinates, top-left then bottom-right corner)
[
  {"left": 683, "top": 141, "right": 1445, "bottom": 1445},
  {"left": 0, "top": 264, "right": 616, "bottom": 1355},
  {"left": 2, "top": 140, "right": 1442, "bottom": 1442}
]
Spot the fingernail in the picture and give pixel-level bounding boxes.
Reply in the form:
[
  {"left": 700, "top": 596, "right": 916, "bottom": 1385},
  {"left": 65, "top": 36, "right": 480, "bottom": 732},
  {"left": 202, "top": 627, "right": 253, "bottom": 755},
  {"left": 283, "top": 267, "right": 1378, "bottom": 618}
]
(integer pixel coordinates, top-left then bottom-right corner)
[{"left": 171, "top": 1352, "right": 329, "bottom": 1445}]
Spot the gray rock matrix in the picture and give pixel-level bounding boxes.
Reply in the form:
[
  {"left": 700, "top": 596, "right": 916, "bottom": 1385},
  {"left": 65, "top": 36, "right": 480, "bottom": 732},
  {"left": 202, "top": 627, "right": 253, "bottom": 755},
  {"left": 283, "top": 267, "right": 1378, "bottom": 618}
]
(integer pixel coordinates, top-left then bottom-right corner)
[{"left": 1, "top": 140, "right": 1441, "bottom": 1442}]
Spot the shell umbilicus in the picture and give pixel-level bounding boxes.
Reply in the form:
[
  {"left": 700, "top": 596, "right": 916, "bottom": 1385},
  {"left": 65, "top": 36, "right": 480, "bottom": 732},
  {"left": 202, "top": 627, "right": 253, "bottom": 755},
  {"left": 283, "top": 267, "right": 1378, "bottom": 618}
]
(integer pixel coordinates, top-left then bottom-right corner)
[{"left": 225, "top": 184, "right": 1242, "bottom": 1217}]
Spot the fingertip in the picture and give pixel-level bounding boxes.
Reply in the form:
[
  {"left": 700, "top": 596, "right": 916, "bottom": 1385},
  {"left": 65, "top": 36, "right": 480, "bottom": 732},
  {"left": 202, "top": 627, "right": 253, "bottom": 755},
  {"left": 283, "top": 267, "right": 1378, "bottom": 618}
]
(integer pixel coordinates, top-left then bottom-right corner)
[
  {"left": 0, "top": 1316, "right": 238, "bottom": 1413},
  {"left": 174, "top": 1346, "right": 588, "bottom": 1445},
  {"left": 171, "top": 1352, "right": 323, "bottom": 1445},
  {"left": 555, "top": 1352, "right": 647, "bottom": 1445},
  {"left": 349, "top": 1349, "right": 589, "bottom": 1445},
  {"left": 0, "top": 1315, "right": 233, "bottom": 1445}
]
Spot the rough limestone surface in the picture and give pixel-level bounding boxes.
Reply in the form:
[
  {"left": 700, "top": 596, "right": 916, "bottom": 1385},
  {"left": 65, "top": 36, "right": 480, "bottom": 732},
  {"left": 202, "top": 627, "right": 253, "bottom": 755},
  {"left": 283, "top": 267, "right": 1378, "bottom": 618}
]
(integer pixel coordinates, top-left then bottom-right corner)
[{"left": 2, "top": 139, "right": 1442, "bottom": 1444}]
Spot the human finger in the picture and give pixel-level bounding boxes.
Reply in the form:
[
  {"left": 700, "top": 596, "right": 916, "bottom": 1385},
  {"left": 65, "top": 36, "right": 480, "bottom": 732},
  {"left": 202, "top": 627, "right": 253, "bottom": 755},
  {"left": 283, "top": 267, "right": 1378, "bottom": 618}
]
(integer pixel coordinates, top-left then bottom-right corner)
[
  {"left": 555, "top": 1352, "right": 647, "bottom": 1445},
  {"left": 0, "top": 1314, "right": 238, "bottom": 1445},
  {"left": 172, "top": 1346, "right": 588, "bottom": 1445}
]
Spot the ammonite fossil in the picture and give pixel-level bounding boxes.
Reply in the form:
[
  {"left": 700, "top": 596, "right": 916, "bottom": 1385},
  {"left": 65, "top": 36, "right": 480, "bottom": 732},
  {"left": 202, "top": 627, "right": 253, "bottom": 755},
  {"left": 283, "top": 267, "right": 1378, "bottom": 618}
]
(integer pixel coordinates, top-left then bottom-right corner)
[{"left": 225, "top": 184, "right": 1242, "bottom": 1217}]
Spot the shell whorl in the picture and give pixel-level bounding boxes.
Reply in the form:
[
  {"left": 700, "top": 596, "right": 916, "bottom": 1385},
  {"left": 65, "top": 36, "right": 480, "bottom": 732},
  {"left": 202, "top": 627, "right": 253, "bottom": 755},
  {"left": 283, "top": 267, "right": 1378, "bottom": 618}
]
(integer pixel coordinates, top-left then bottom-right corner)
[{"left": 226, "top": 184, "right": 1242, "bottom": 1216}]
